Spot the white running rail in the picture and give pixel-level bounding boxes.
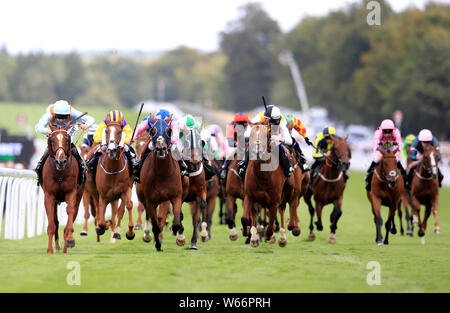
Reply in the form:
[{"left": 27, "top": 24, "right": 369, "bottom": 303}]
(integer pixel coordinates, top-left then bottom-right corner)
[{"left": 0, "top": 168, "right": 137, "bottom": 240}]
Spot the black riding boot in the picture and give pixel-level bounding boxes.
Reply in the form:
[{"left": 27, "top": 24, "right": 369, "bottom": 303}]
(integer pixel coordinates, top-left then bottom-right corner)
[
  {"left": 310, "top": 158, "right": 325, "bottom": 183},
  {"left": 124, "top": 147, "right": 138, "bottom": 181},
  {"left": 293, "top": 141, "right": 309, "bottom": 172},
  {"left": 406, "top": 169, "right": 414, "bottom": 189},
  {"left": 203, "top": 156, "right": 216, "bottom": 180},
  {"left": 279, "top": 145, "right": 293, "bottom": 178},
  {"left": 220, "top": 159, "right": 231, "bottom": 180},
  {"left": 35, "top": 149, "right": 49, "bottom": 186},
  {"left": 365, "top": 161, "right": 377, "bottom": 191},
  {"left": 87, "top": 148, "right": 102, "bottom": 178},
  {"left": 438, "top": 168, "right": 443, "bottom": 188},
  {"left": 71, "top": 144, "right": 86, "bottom": 186},
  {"left": 238, "top": 149, "right": 249, "bottom": 179},
  {"left": 178, "top": 159, "right": 189, "bottom": 177},
  {"left": 397, "top": 161, "right": 407, "bottom": 187}
]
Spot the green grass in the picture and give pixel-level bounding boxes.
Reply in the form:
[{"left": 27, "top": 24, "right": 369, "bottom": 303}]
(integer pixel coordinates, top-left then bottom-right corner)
[{"left": 0, "top": 171, "right": 449, "bottom": 293}]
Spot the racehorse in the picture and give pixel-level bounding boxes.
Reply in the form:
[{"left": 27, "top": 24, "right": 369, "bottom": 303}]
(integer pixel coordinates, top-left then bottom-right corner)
[
  {"left": 203, "top": 160, "right": 220, "bottom": 240},
  {"left": 42, "top": 122, "right": 84, "bottom": 253},
  {"left": 215, "top": 159, "right": 227, "bottom": 225},
  {"left": 242, "top": 121, "right": 289, "bottom": 247},
  {"left": 304, "top": 135, "right": 351, "bottom": 244},
  {"left": 134, "top": 131, "right": 151, "bottom": 230},
  {"left": 366, "top": 147, "right": 404, "bottom": 245},
  {"left": 79, "top": 144, "right": 97, "bottom": 236},
  {"left": 94, "top": 116, "right": 135, "bottom": 242},
  {"left": 136, "top": 115, "right": 184, "bottom": 251},
  {"left": 224, "top": 155, "right": 244, "bottom": 241},
  {"left": 409, "top": 144, "right": 440, "bottom": 244},
  {"left": 182, "top": 127, "right": 209, "bottom": 249}
]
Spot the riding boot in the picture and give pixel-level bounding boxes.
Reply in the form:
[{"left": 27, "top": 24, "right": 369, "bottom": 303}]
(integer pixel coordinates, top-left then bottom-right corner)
[
  {"left": 310, "top": 158, "right": 324, "bottom": 183},
  {"left": 438, "top": 168, "right": 443, "bottom": 188},
  {"left": 71, "top": 145, "right": 86, "bottom": 186},
  {"left": 279, "top": 145, "right": 293, "bottom": 178},
  {"left": 293, "top": 141, "right": 309, "bottom": 172},
  {"left": 178, "top": 159, "right": 189, "bottom": 177},
  {"left": 397, "top": 161, "right": 407, "bottom": 187},
  {"left": 87, "top": 148, "right": 102, "bottom": 178},
  {"left": 406, "top": 168, "right": 414, "bottom": 189},
  {"left": 124, "top": 147, "right": 138, "bottom": 181},
  {"left": 220, "top": 159, "right": 231, "bottom": 180},
  {"left": 238, "top": 149, "right": 249, "bottom": 179},
  {"left": 34, "top": 149, "right": 49, "bottom": 186},
  {"left": 365, "top": 161, "right": 377, "bottom": 191},
  {"left": 203, "top": 156, "right": 216, "bottom": 180}
]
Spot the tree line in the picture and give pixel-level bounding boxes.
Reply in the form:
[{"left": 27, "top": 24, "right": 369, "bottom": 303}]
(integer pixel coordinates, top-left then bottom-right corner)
[{"left": 0, "top": 0, "right": 448, "bottom": 138}]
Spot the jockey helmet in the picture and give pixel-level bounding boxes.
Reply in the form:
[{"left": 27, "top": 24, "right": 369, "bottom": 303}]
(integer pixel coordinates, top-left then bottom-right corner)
[
  {"left": 380, "top": 119, "right": 395, "bottom": 130},
  {"left": 185, "top": 115, "right": 196, "bottom": 129},
  {"left": 234, "top": 112, "right": 248, "bottom": 124},
  {"left": 53, "top": 100, "right": 71, "bottom": 117},
  {"left": 156, "top": 109, "right": 171, "bottom": 121},
  {"left": 418, "top": 129, "right": 433, "bottom": 142},
  {"left": 405, "top": 134, "right": 416, "bottom": 145},
  {"left": 107, "top": 110, "right": 123, "bottom": 123},
  {"left": 264, "top": 105, "right": 281, "bottom": 123},
  {"left": 323, "top": 126, "right": 336, "bottom": 138},
  {"left": 208, "top": 124, "right": 221, "bottom": 136}
]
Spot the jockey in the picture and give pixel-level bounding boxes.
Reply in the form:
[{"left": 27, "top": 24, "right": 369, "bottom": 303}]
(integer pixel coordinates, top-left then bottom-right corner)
[
  {"left": 34, "top": 100, "right": 95, "bottom": 186},
  {"left": 177, "top": 114, "right": 216, "bottom": 180},
  {"left": 201, "top": 126, "right": 219, "bottom": 161},
  {"left": 132, "top": 109, "right": 188, "bottom": 179},
  {"left": 401, "top": 134, "right": 416, "bottom": 161},
  {"left": 219, "top": 112, "right": 249, "bottom": 180},
  {"left": 238, "top": 105, "right": 294, "bottom": 178},
  {"left": 365, "top": 119, "right": 406, "bottom": 191},
  {"left": 207, "top": 124, "right": 226, "bottom": 160},
  {"left": 284, "top": 113, "right": 314, "bottom": 172},
  {"left": 310, "top": 126, "right": 349, "bottom": 182},
  {"left": 81, "top": 123, "right": 99, "bottom": 150},
  {"left": 87, "top": 110, "right": 138, "bottom": 182},
  {"left": 406, "top": 129, "right": 443, "bottom": 188}
]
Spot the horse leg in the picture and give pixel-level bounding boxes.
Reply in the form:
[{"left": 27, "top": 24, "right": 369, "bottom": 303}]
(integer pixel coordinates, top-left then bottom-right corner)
[
  {"left": 125, "top": 188, "right": 135, "bottom": 240},
  {"left": 432, "top": 194, "right": 440, "bottom": 235},
  {"left": 190, "top": 201, "right": 200, "bottom": 250},
  {"left": 226, "top": 196, "right": 238, "bottom": 240},
  {"left": 200, "top": 192, "right": 209, "bottom": 242},
  {"left": 329, "top": 197, "right": 343, "bottom": 244},
  {"left": 145, "top": 201, "right": 163, "bottom": 251},
  {"left": 135, "top": 201, "right": 145, "bottom": 230},
  {"left": 278, "top": 204, "right": 287, "bottom": 247},
  {"left": 411, "top": 196, "right": 422, "bottom": 237},
  {"left": 419, "top": 203, "right": 432, "bottom": 245},
  {"left": 171, "top": 197, "right": 185, "bottom": 246},
  {"left": 112, "top": 199, "right": 126, "bottom": 242},
  {"left": 142, "top": 210, "right": 152, "bottom": 243},
  {"left": 81, "top": 192, "right": 90, "bottom": 235},
  {"left": 304, "top": 189, "right": 316, "bottom": 240},
  {"left": 206, "top": 194, "right": 215, "bottom": 240},
  {"left": 403, "top": 196, "right": 413, "bottom": 236},
  {"left": 371, "top": 196, "right": 384, "bottom": 245},
  {"left": 397, "top": 200, "right": 404, "bottom": 235},
  {"left": 242, "top": 195, "right": 251, "bottom": 241},
  {"left": 287, "top": 195, "right": 301, "bottom": 237},
  {"left": 315, "top": 202, "right": 324, "bottom": 231},
  {"left": 383, "top": 204, "right": 396, "bottom": 245},
  {"left": 95, "top": 196, "right": 109, "bottom": 238},
  {"left": 264, "top": 205, "right": 277, "bottom": 245},
  {"left": 63, "top": 191, "right": 78, "bottom": 251},
  {"left": 44, "top": 195, "right": 56, "bottom": 254}
]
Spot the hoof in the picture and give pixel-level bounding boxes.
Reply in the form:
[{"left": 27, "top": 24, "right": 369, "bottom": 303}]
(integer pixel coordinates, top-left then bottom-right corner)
[
  {"left": 126, "top": 232, "right": 135, "bottom": 240},
  {"left": 113, "top": 233, "right": 121, "bottom": 240},
  {"left": 80, "top": 230, "right": 88, "bottom": 236},
  {"left": 229, "top": 233, "right": 238, "bottom": 241},
  {"left": 176, "top": 235, "right": 186, "bottom": 246},
  {"left": 434, "top": 228, "right": 441, "bottom": 234},
  {"left": 65, "top": 240, "right": 75, "bottom": 249},
  {"left": 189, "top": 244, "right": 198, "bottom": 250},
  {"left": 134, "top": 224, "right": 142, "bottom": 230},
  {"left": 96, "top": 228, "right": 105, "bottom": 236},
  {"left": 250, "top": 239, "right": 259, "bottom": 248},
  {"left": 308, "top": 231, "right": 316, "bottom": 241},
  {"left": 265, "top": 234, "right": 276, "bottom": 244},
  {"left": 328, "top": 234, "right": 336, "bottom": 244},
  {"left": 292, "top": 228, "right": 301, "bottom": 237},
  {"left": 315, "top": 222, "right": 323, "bottom": 231},
  {"left": 421, "top": 236, "right": 426, "bottom": 245},
  {"left": 376, "top": 241, "right": 384, "bottom": 246},
  {"left": 390, "top": 228, "right": 397, "bottom": 235},
  {"left": 201, "top": 235, "right": 209, "bottom": 242},
  {"left": 278, "top": 238, "right": 287, "bottom": 247},
  {"left": 245, "top": 236, "right": 250, "bottom": 244},
  {"left": 406, "top": 229, "right": 413, "bottom": 237},
  {"left": 142, "top": 231, "right": 152, "bottom": 243}
]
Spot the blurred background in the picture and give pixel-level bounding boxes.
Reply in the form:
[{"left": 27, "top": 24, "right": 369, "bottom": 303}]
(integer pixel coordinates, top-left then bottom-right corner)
[{"left": 0, "top": 0, "right": 448, "bottom": 179}]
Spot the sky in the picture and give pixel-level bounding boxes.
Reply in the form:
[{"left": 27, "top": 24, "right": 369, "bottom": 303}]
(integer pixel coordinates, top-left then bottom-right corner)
[{"left": 0, "top": 0, "right": 436, "bottom": 54}]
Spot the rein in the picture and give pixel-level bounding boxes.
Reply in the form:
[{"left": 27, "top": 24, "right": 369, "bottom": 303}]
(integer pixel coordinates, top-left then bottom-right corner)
[{"left": 99, "top": 153, "right": 128, "bottom": 175}]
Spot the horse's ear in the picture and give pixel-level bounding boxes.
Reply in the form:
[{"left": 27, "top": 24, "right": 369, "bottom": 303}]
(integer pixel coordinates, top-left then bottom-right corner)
[
  {"left": 164, "top": 114, "right": 173, "bottom": 124},
  {"left": 150, "top": 114, "right": 157, "bottom": 125},
  {"left": 344, "top": 135, "right": 349, "bottom": 142},
  {"left": 393, "top": 147, "right": 399, "bottom": 155}
]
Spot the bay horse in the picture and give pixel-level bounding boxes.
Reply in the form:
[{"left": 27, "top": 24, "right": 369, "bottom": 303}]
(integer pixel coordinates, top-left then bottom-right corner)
[
  {"left": 182, "top": 127, "right": 208, "bottom": 250},
  {"left": 366, "top": 147, "right": 404, "bottom": 245},
  {"left": 94, "top": 117, "right": 135, "bottom": 242},
  {"left": 42, "top": 122, "right": 84, "bottom": 253},
  {"left": 224, "top": 155, "right": 244, "bottom": 241},
  {"left": 409, "top": 144, "right": 440, "bottom": 244},
  {"left": 242, "top": 121, "right": 289, "bottom": 248},
  {"left": 304, "top": 136, "right": 351, "bottom": 244},
  {"left": 136, "top": 115, "right": 184, "bottom": 251},
  {"left": 134, "top": 131, "right": 151, "bottom": 231},
  {"left": 215, "top": 159, "right": 227, "bottom": 225}
]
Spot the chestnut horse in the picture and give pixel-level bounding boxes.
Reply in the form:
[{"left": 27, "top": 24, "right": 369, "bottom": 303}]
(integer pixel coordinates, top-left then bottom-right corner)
[
  {"left": 79, "top": 144, "right": 96, "bottom": 236},
  {"left": 242, "top": 121, "right": 288, "bottom": 248},
  {"left": 367, "top": 147, "right": 404, "bottom": 245},
  {"left": 409, "top": 144, "right": 440, "bottom": 244},
  {"left": 42, "top": 123, "right": 84, "bottom": 253},
  {"left": 134, "top": 131, "right": 150, "bottom": 230},
  {"left": 304, "top": 136, "right": 351, "bottom": 244},
  {"left": 183, "top": 127, "right": 208, "bottom": 250},
  {"left": 94, "top": 117, "right": 135, "bottom": 242},
  {"left": 136, "top": 115, "right": 184, "bottom": 251}
]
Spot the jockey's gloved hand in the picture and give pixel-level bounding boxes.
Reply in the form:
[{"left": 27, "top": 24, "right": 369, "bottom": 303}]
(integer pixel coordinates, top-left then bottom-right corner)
[
  {"left": 101, "top": 144, "right": 107, "bottom": 152},
  {"left": 305, "top": 137, "right": 313, "bottom": 146}
]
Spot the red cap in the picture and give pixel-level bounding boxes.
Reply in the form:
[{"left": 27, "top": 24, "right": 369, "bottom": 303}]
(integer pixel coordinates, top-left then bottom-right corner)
[{"left": 234, "top": 112, "right": 248, "bottom": 123}]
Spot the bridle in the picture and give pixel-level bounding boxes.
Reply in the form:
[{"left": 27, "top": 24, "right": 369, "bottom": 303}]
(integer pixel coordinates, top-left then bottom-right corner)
[
  {"left": 48, "top": 129, "right": 73, "bottom": 172},
  {"left": 375, "top": 154, "right": 400, "bottom": 188},
  {"left": 416, "top": 150, "right": 438, "bottom": 180}
]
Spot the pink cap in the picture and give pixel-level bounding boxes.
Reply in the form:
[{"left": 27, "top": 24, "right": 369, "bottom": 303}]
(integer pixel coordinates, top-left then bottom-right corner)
[{"left": 380, "top": 119, "right": 395, "bottom": 130}]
